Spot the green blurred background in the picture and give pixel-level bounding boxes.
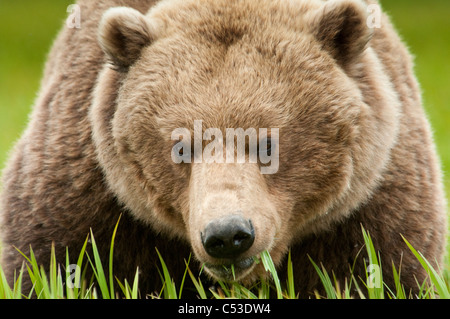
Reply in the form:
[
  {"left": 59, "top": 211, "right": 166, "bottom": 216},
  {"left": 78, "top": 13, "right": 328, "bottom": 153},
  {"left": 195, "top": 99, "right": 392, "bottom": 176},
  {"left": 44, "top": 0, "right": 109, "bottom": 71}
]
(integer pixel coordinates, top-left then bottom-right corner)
[{"left": 0, "top": 2, "right": 449, "bottom": 223}]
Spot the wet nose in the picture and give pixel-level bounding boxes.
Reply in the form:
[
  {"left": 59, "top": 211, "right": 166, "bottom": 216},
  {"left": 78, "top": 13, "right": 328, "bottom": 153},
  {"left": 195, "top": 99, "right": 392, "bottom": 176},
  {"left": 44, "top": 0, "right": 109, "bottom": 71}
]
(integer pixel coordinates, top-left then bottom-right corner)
[{"left": 201, "top": 215, "right": 255, "bottom": 259}]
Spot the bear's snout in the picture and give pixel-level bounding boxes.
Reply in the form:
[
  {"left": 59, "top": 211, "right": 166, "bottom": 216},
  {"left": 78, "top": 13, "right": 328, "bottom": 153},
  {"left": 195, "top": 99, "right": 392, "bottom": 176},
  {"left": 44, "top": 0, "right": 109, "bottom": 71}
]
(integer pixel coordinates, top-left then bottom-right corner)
[
  {"left": 201, "top": 215, "right": 255, "bottom": 259},
  {"left": 188, "top": 162, "right": 279, "bottom": 282}
]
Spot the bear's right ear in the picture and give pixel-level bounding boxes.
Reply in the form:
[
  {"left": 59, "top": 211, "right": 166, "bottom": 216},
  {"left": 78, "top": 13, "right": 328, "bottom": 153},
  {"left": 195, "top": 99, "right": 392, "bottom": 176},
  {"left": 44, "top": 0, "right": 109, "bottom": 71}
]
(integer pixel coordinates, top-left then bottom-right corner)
[
  {"left": 98, "top": 7, "right": 156, "bottom": 70},
  {"left": 307, "top": 0, "right": 372, "bottom": 68}
]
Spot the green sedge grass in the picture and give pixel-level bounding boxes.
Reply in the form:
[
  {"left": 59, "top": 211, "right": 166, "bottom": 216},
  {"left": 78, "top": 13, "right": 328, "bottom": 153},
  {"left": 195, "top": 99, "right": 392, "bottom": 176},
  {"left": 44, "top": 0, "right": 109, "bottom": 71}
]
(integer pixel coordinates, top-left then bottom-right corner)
[{"left": 1, "top": 225, "right": 448, "bottom": 299}]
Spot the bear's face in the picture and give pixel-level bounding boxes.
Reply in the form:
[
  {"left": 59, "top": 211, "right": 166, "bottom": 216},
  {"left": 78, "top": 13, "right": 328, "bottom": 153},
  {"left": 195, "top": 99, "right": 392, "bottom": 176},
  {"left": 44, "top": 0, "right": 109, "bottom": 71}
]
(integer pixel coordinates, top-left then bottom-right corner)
[{"left": 91, "top": 0, "right": 399, "bottom": 283}]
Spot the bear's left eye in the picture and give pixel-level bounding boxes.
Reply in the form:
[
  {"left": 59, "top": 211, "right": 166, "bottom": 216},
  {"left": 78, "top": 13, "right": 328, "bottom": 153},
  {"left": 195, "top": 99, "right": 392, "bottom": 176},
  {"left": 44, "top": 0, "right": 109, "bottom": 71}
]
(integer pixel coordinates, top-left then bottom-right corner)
[
  {"left": 259, "top": 137, "right": 272, "bottom": 157},
  {"left": 172, "top": 140, "right": 185, "bottom": 156}
]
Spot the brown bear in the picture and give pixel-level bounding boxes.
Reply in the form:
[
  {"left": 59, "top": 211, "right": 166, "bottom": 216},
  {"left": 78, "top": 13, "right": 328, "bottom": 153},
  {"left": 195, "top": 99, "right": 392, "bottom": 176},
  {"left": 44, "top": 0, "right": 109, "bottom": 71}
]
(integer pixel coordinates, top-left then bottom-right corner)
[{"left": 0, "top": 0, "right": 447, "bottom": 297}]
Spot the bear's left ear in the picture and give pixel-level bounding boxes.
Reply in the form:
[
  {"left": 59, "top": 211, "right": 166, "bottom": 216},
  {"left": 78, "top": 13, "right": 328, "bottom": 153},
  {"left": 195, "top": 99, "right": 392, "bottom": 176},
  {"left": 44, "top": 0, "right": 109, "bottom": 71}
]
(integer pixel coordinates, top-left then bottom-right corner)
[
  {"left": 308, "top": 0, "right": 372, "bottom": 67},
  {"left": 98, "top": 7, "right": 156, "bottom": 70}
]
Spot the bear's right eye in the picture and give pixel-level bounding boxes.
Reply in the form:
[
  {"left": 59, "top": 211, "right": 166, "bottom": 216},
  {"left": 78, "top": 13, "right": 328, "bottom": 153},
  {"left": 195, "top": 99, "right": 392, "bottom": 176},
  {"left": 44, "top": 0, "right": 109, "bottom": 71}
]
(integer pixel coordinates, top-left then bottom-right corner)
[
  {"left": 172, "top": 140, "right": 184, "bottom": 156},
  {"left": 171, "top": 139, "right": 192, "bottom": 165},
  {"left": 177, "top": 144, "right": 184, "bottom": 157}
]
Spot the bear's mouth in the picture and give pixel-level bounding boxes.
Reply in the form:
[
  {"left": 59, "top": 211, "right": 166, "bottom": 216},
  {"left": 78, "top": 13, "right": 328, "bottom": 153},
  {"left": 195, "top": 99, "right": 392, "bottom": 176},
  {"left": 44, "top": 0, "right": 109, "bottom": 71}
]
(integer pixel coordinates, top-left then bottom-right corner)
[{"left": 204, "top": 256, "right": 256, "bottom": 281}]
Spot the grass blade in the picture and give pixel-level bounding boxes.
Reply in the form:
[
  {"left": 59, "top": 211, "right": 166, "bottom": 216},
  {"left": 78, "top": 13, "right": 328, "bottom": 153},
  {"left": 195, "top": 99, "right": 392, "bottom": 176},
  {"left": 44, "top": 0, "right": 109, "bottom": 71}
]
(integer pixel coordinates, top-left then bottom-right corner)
[
  {"left": 402, "top": 235, "right": 450, "bottom": 298},
  {"left": 88, "top": 229, "right": 110, "bottom": 299},
  {"left": 391, "top": 261, "right": 406, "bottom": 299},
  {"left": 361, "top": 226, "right": 384, "bottom": 299},
  {"left": 308, "top": 256, "right": 337, "bottom": 299},
  {"left": 0, "top": 264, "right": 14, "bottom": 299},
  {"left": 65, "top": 234, "right": 89, "bottom": 299},
  {"left": 260, "top": 250, "right": 282, "bottom": 299},
  {"left": 155, "top": 247, "right": 177, "bottom": 299},
  {"left": 184, "top": 260, "right": 207, "bottom": 299},
  {"left": 286, "top": 250, "right": 296, "bottom": 299},
  {"left": 217, "top": 280, "right": 231, "bottom": 298},
  {"left": 109, "top": 215, "right": 122, "bottom": 299},
  {"left": 178, "top": 255, "right": 191, "bottom": 299},
  {"left": 131, "top": 267, "right": 140, "bottom": 299}
]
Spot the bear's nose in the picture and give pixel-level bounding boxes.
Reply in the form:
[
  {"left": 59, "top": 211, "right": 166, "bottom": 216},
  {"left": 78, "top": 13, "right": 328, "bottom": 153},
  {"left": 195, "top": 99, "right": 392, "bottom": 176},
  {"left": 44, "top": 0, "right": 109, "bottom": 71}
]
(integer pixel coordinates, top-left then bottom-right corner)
[{"left": 201, "top": 215, "right": 255, "bottom": 259}]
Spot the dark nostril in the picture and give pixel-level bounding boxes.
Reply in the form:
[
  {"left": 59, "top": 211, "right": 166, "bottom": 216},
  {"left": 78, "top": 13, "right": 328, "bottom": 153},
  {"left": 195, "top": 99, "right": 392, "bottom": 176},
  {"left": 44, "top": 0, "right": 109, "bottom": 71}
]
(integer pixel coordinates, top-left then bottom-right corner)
[
  {"left": 233, "top": 230, "right": 252, "bottom": 246},
  {"left": 201, "top": 215, "right": 255, "bottom": 259}
]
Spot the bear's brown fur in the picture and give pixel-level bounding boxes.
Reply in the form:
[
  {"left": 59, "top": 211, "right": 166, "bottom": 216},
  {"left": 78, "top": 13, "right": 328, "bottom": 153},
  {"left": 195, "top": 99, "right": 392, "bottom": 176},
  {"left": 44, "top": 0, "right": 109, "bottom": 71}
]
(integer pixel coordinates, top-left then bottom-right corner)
[{"left": 1, "top": 0, "right": 447, "bottom": 297}]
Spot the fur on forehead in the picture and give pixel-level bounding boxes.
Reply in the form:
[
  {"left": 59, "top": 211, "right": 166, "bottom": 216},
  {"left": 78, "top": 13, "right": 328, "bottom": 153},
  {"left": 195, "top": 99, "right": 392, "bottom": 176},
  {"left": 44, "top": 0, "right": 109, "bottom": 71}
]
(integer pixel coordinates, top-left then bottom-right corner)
[{"left": 99, "top": 0, "right": 371, "bottom": 71}]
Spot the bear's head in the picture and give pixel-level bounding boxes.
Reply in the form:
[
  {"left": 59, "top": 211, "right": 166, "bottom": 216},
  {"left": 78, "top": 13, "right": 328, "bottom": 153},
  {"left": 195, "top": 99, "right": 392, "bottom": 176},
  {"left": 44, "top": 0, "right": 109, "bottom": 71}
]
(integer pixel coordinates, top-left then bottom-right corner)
[{"left": 91, "top": 0, "right": 400, "bottom": 283}]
